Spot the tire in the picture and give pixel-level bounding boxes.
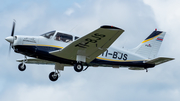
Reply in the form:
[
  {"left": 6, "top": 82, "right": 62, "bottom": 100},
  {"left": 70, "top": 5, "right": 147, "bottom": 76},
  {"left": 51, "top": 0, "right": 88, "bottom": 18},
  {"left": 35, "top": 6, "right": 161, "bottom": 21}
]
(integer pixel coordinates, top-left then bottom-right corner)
[
  {"left": 49, "top": 72, "right": 58, "bottom": 81},
  {"left": 74, "top": 63, "right": 83, "bottom": 72},
  {"left": 18, "top": 63, "right": 26, "bottom": 71}
]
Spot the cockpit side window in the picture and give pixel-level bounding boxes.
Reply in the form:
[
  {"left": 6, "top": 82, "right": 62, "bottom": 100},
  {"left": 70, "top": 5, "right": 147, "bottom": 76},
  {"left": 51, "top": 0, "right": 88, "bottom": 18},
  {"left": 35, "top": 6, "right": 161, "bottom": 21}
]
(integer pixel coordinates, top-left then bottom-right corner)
[
  {"left": 41, "top": 31, "right": 55, "bottom": 39},
  {"left": 55, "top": 32, "right": 73, "bottom": 43}
]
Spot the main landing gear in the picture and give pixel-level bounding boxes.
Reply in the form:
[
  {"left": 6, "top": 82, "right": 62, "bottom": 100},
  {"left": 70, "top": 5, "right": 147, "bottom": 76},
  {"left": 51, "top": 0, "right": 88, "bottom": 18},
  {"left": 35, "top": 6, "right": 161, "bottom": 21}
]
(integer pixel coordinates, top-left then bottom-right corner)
[
  {"left": 48, "top": 62, "right": 88, "bottom": 82},
  {"left": 17, "top": 57, "right": 88, "bottom": 82},
  {"left": 144, "top": 67, "right": 148, "bottom": 72},
  {"left": 49, "top": 70, "right": 60, "bottom": 81},
  {"left": 74, "top": 62, "right": 89, "bottom": 72},
  {"left": 74, "top": 62, "right": 83, "bottom": 72}
]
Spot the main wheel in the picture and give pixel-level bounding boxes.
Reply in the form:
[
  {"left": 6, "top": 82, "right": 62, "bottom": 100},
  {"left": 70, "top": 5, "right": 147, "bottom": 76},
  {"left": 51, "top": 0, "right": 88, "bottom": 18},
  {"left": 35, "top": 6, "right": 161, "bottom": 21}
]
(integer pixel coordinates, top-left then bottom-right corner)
[
  {"left": 18, "top": 63, "right": 26, "bottom": 71},
  {"left": 74, "top": 63, "right": 83, "bottom": 72},
  {"left": 49, "top": 72, "right": 58, "bottom": 81}
]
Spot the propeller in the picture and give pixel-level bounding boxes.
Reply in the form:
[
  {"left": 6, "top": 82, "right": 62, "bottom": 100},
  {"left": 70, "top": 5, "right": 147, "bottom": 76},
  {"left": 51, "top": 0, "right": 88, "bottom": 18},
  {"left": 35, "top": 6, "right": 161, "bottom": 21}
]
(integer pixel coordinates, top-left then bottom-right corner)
[
  {"left": 11, "top": 20, "right": 16, "bottom": 36},
  {"left": 7, "top": 20, "right": 16, "bottom": 55}
]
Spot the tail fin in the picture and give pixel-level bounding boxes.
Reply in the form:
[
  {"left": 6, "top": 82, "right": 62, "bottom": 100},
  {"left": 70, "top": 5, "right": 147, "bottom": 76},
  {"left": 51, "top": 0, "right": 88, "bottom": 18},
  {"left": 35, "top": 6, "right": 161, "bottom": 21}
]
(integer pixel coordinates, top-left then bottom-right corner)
[{"left": 132, "top": 30, "right": 166, "bottom": 59}]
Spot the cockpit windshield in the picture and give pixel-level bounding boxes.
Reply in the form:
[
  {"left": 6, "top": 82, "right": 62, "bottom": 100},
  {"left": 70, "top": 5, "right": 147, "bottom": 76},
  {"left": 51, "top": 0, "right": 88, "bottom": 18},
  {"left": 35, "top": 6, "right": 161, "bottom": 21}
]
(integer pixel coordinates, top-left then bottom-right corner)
[
  {"left": 55, "top": 32, "right": 73, "bottom": 43},
  {"left": 41, "top": 31, "right": 55, "bottom": 39}
]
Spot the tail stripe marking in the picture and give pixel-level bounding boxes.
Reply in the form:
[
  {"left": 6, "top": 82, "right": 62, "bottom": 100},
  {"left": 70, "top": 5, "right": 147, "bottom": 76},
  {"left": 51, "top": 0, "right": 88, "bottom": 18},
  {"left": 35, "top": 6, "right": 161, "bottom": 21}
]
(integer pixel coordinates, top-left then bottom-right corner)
[{"left": 142, "top": 33, "right": 161, "bottom": 43}]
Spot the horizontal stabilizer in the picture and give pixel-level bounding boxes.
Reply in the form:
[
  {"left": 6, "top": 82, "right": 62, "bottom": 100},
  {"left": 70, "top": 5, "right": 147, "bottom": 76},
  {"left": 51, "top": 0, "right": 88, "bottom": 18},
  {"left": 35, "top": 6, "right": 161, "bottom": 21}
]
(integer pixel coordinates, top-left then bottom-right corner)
[{"left": 146, "top": 57, "right": 174, "bottom": 65}]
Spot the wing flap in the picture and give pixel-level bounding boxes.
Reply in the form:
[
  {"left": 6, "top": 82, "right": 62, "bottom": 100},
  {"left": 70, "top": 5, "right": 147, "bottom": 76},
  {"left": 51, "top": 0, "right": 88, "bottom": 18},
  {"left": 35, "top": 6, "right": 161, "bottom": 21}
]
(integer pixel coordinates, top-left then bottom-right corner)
[
  {"left": 128, "top": 67, "right": 145, "bottom": 70},
  {"left": 16, "top": 58, "right": 55, "bottom": 64},
  {"left": 17, "top": 58, "right": 71, "bottom": 67},
  {"left": 146, "top": 57, "right": 174, "bottom": 65},
  {"left": 50, "top": 25, "right": 124, "bottom": 63}
]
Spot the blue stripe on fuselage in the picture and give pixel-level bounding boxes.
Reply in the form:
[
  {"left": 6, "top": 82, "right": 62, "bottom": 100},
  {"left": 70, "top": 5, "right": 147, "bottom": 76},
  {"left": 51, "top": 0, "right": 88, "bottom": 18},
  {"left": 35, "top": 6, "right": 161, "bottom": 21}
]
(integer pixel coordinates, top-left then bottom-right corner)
[
  {"left": 14, "top": 44, "right": 154, "bottom": 67},
  {"left": 14, "top": 45, "right": 76, "bottom": 65},
  {"left": 90, "top": 58, "right": 154, "bottom": 67}
]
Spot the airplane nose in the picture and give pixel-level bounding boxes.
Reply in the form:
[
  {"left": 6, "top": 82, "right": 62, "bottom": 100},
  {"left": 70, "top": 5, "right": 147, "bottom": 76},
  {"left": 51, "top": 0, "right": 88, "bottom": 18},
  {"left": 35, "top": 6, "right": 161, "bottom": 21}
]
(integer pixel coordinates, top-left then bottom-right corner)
[{"left": 5, "top": 36, "right": 14, "bottom": 43}]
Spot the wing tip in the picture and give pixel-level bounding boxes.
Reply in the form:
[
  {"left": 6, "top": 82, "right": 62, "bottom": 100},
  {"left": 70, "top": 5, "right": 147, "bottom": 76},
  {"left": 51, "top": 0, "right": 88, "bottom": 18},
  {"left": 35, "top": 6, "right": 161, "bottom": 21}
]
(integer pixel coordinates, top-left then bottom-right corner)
[{"left": 101, "top": 25, "right": 124, "bottom": 31}]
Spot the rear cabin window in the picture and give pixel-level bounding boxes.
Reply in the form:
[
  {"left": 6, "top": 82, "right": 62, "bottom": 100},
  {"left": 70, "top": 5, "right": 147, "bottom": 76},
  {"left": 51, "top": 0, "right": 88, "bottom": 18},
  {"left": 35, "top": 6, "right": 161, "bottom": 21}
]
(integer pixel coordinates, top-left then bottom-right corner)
[
  {"left": 41, "top": 31, "right": 55, "bottom": 39},
  {"left": 55, "top": 32, "right": 73, "bottom": 43}
]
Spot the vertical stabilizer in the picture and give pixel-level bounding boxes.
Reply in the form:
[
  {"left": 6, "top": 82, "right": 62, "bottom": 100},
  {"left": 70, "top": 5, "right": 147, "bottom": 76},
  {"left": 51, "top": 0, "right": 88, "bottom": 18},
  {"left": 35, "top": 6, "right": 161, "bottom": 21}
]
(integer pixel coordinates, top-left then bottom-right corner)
[{"left": 132, "top": 30, "right": 166, "bottom": 59}]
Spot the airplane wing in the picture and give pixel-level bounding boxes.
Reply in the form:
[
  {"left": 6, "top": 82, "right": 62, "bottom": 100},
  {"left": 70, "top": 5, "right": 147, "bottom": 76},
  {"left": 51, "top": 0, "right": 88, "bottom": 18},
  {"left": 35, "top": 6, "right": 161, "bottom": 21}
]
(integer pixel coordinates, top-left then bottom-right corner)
[
  {"left": 17, "top": 57, "right": 71, "bottom": 71},
  {"left": 17, "top": 57, "right": 71, "bottom": 66},
  {"left": 146, "top": 57, "right": 174, "bottom": 65},
  {"left": 16, "top": 57, "right": 55, "bottom": 64},
  {"left": 50, "top": 25, "right": 124, "bottom": 63}
]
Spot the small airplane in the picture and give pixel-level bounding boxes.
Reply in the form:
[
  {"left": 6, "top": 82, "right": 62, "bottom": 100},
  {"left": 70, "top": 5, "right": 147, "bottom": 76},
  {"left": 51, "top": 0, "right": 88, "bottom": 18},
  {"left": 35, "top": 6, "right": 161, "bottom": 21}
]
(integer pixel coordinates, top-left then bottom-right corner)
[{"left": 5, "top": 20, "right": 174, "bottom": 81}]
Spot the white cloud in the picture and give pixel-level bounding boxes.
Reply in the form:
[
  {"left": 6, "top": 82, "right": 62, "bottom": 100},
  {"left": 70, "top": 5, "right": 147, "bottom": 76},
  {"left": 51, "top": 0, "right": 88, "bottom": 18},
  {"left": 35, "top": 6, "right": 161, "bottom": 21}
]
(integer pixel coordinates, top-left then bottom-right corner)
[
  {"left": 0, "top": 3, "right": 46, "bottom": 32},
  {"left": 143, "top": 0, "right": 180, "bottom": 67},
  {"left": 143, "top": 0, "right": 180, "bottom": 31},
  {"left": 74, "top": 2, "right": 81, "bottom": 8},
  {"left": 1, "top": 68, "right": 180, "bottom": 101},
  {"left": 1, "top": 0, "right": 180, "bottom": 101},
  {"left": 65, "top": 8, "right": 74, "bottom": 16}
]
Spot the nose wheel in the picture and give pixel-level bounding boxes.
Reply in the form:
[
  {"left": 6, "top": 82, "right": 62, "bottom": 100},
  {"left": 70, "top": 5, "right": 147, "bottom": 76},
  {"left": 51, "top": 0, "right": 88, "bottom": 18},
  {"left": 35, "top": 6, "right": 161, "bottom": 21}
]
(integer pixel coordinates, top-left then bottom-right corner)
[
  {"left": 18, "top": 63, "right": 26, "bottom": 71},
  {"left": 18, "top": 56, "right": 27, "bottom": 71}
]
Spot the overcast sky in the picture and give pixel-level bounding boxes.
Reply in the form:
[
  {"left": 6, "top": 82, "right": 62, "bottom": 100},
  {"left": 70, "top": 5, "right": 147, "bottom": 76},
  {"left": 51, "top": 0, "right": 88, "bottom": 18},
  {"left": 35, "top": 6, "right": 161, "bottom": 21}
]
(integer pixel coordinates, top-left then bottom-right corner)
[{"left": 0, "top": 0, "right": 180, "bottom": 101}]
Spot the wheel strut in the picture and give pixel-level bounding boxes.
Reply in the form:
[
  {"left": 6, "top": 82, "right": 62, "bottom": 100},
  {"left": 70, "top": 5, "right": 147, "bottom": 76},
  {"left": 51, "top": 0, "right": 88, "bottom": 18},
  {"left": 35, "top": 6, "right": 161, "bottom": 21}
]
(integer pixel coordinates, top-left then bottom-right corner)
[
  {"left": 83, "top": 65, "right": 89, "bottom": 71},
  {"left": 145, "top": 68, "right": 148, "bottom": 72},
  {"left": 18, "top": 55, "right": 27, "bottom": 71},
  {"left": 83, "top": 63, "right": 89, "bottom": 71},
  {"left": 22, "top": 56, "right": 27, "bottom": 67}
]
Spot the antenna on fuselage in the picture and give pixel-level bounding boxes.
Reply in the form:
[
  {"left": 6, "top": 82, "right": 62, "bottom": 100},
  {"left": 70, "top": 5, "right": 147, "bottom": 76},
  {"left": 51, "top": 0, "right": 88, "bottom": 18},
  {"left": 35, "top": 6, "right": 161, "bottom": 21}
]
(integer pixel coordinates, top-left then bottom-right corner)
[{"left": 69, "top": 24, "right": 79, "bottom": 32}]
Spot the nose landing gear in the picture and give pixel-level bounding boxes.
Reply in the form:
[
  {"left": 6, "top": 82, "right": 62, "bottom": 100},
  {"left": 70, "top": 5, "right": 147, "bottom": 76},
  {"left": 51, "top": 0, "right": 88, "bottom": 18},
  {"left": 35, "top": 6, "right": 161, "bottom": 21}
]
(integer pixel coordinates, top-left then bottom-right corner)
[
  {"left": 18, "top": 63, "right": 26, "bottom": 71},
  {"left": 18, "top": 56, "right": 27, "bottom": 71}
]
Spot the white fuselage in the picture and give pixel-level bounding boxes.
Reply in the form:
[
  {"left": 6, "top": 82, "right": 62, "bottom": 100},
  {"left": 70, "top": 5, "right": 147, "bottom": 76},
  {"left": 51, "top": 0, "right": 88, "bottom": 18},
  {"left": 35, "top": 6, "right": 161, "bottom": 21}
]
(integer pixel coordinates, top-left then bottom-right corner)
[{"left": 12, "top": 30, "right": 152, "bottom": 68}]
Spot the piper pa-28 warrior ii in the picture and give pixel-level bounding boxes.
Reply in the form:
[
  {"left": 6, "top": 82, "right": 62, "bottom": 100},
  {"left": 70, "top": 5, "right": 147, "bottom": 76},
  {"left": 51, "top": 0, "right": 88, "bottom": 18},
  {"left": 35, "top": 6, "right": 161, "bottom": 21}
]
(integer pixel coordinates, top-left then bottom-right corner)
[{"left": 5, "top": 21, "right": 174, "bottom": 81}]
